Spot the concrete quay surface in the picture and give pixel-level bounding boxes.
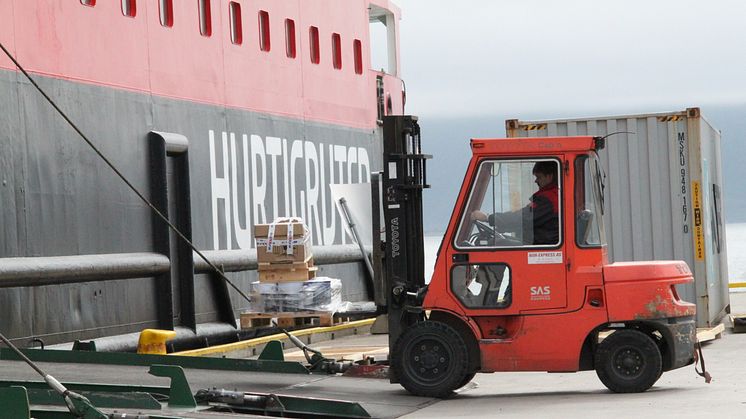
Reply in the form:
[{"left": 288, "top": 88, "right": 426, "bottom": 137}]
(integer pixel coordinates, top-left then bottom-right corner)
[{"left": 402, "top": 292, "right": 746, "bottom": 419}]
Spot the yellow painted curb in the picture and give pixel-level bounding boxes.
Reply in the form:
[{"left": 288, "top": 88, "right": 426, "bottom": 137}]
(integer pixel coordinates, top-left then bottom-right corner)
[
  {"left": 729, "top": 282, "right": 746, "bottom": 289},
  {"left": 172, "top": 318, "right": 376, "bottom": 357}
]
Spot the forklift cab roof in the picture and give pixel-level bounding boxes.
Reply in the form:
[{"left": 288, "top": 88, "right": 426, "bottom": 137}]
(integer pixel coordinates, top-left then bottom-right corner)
[{"left": 470, "top": 136, "right": 601, "bottom": 156}]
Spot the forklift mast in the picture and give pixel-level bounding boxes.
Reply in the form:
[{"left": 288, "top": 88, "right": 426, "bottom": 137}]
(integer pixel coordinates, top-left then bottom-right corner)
[{"left": 373, "top": 116, "right": 431, "bottom": 348}]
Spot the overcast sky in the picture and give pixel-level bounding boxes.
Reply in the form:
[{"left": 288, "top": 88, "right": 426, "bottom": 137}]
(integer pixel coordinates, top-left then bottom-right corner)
[{"left": 394, "top": 0, "right": 746, "bottom": 118}]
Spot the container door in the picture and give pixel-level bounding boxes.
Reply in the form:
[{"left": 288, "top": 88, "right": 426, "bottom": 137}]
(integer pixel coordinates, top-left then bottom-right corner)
[
  {"left": 448, "top": 158, "right": 567, "bottom": 316},
  {"left": 694, "top": 122, "right": 730, "bottom": 326}
]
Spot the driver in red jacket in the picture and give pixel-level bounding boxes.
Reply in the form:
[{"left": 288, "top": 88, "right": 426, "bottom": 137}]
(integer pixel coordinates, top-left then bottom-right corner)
[{"left": 471, "top": 161, "right": 559, "bottom": 245}]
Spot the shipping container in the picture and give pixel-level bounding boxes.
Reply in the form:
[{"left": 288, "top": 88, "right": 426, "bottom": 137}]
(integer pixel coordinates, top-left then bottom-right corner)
[{"left": 505, "top": 108, "right": 728, "bottom": 327}]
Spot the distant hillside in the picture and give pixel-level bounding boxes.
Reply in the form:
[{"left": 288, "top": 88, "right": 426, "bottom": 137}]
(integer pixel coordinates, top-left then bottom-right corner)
[{"left": 419, "top": 104, "right": 746, "bottom": 233}]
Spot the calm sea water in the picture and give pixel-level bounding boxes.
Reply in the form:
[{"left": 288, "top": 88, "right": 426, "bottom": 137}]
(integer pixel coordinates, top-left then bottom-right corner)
[
  {"left": 424, "top": 223, "right": 746, "bottom": 287},
  {"left": 726, "top": 223, "right": 746, "bottom": 284}
]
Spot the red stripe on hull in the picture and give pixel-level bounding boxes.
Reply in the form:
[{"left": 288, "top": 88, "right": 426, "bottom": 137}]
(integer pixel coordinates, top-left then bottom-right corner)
[{"left": 0, "top": 0, "right": 404, "bottom": 129}]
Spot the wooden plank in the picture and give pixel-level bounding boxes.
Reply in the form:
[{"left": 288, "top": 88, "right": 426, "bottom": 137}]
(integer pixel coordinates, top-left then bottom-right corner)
[
  {"left": 696, "top": 323, "right": 725, "bottom": 342},
  {"left": 240, "top": 311, "right": 334, "bottom": 329}
]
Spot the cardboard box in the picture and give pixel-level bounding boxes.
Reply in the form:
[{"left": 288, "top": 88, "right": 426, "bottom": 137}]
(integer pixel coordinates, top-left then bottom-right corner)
[
  {"left": 258, "top": 263, "right": 318, "bottom": 282},
  {"left": 254, "top": 222, "right": 305, "bottom": 238},
  {"left": 255, "top": 220, "right": 312, "bottom": 264}
]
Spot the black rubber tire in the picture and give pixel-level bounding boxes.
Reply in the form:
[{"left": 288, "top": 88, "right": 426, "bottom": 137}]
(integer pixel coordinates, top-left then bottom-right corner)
[
  {"left": 392, "top": 321, "right": 470, "bottom": 398},
  {"left": 595, "top": 329, "right": 662, "bottom": 393}
]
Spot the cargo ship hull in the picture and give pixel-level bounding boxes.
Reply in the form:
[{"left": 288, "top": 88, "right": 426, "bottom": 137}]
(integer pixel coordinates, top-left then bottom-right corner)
[{"left": 0, "top": 0, "right": 404, "bottom": 345}]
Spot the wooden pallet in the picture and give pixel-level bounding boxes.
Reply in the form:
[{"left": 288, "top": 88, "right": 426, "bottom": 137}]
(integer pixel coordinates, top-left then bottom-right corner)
[
  {"left": 240, "top": 311, "right": 335, "bottom": 329},
  {"left": 696, "top": 323, "right": 725, "bottom": 343}
]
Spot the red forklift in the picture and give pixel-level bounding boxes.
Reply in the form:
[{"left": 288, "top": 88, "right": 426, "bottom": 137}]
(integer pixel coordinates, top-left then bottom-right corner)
[{"left": 373, "top": 116, "right": 697, "bottom": 397}]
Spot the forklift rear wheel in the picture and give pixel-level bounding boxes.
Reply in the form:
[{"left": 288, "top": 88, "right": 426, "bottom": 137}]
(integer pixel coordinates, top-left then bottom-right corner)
[
  {"left": 392, "top": 321, "right": 470, "bottom": 398},
  {"left": 594, "top": 329, "right": 662, "bottom": 393}
]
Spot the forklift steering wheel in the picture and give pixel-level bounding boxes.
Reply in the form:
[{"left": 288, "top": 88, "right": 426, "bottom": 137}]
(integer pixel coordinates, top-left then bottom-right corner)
[
  {"left": 472, "top": 220, "right": 521, "bottom": 246},
  {"left": 473, "top": 219, "right": 496, "bottom": 238}
]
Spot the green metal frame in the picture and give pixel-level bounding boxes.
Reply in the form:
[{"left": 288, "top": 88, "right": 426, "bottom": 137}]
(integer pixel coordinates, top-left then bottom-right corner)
[
  {"left": 257, "top": 340, "right": 285, "bottom": 361},
  {"left": 0, "top": 347, "right": 308, "bottom": 374},
  {"left": 1, "top": 383, "right": 372, "bottom": 419},
  {"left": 149, "top": 365, "right": 197, "bottom": 408},
  {"left": 13, "top": 388, "right": 161, "bottom": 409},
  {"left": 248, "top": 393, "right": 371, "bottom": 418},
  {"left": 0, "top": 345, "right": 372, "bottom": 418},
  {"left": 0, "top": 387, "right": 30, "bottom": 419},
  {"left": 0, "top": 380, "right": 170, "bottom": 397},
  {"left": 0, "top": 365, "right": 195, "bottom": 415}
]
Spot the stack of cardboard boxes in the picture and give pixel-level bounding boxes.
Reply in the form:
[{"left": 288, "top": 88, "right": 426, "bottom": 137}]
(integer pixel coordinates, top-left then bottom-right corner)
[
  {"left": 244, "top": 218, "right": 342, "bottom": 323},
  {"left": 254, "top": 219, "right": 316, "bottom": 282}
]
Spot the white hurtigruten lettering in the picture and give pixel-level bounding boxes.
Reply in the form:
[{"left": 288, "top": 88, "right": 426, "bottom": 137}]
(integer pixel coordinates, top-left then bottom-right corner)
[
  {"left": 266, "top": 136, "right": 283, "bottom": 218},
  {"left": 305, "top": 141, "right": 321, "bottom": 249},
  {"left": 250, "top": 134, "right": 267, "bottom": 230},
  {"left": 209, "top": 131, "right": 233, "bottom": 250},
  {"left": 320, "top": 144, "right": 335, "bottom": 245},
  {"left": 209, "top": 130, "right": 371, "bottom": 250},
  {"left": 230, "top": 133, "right": 252, "bottom": 249}
]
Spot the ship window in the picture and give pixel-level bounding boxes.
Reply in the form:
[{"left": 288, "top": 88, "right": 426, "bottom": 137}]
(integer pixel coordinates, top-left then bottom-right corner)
[
  {"left": 80, "top": 0, "right": 96, "bottom": 6},
  {"left": 285, "top": 19, "right": 297, "bottom": 58},
  {"left": 332, "top": 33, "right": 342, "bottom": 70},
  {"left": 259, "top": 11, "right": 270, "bottom": 52},
  {"left": 353, "top": 39, "right": 363, "bottom": 74},
  {"left": 309, "top": 26, "right": 320, "bottom": 64},
  {"left": 199, "top": 0, "right": 212, "bottom": 36},
  {"left": 369, "top": 6, "right": 397, "bottom": 75},
  {"left": 121, "top": 0, "right": 136, "bottom": 17},
  {"left": 229, "top": 2, "right": 243, "bottom": 45},
  {"left": 159, "top": 0, "right": 174, "bottom": 27}
]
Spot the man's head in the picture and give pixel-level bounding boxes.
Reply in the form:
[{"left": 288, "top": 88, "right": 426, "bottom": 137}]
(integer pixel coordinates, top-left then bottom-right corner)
[{"left": 532, "top": 161, "right": 557, "bottom": 188}]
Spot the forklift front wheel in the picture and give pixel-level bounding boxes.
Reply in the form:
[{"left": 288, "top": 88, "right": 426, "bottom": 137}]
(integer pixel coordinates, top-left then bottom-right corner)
[
  {"left": 594, "top": 329, "right": 663, "bottom": 393},
  {"left": 392, "top": 321, "right": 470, "bottom": 398}
]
